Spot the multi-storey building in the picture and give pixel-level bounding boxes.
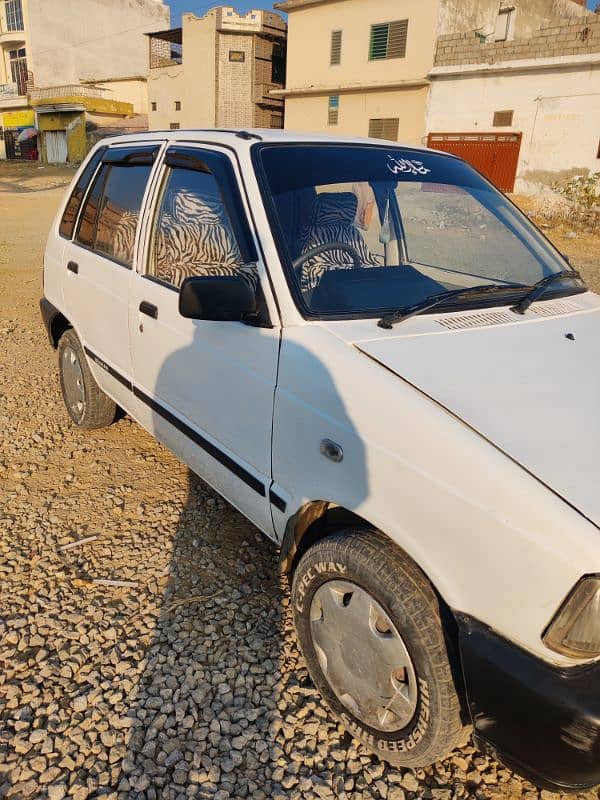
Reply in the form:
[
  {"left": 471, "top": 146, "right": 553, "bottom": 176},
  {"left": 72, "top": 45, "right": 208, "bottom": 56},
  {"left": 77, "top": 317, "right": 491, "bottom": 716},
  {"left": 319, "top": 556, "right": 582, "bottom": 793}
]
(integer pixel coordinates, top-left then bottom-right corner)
[
  {"left": 146, "top": 6, "right": 286, "bottom": 132},
  {"left": 272, "top": 0, "right": 588, "bottom": 148},
  {"left": 0, "top": 0, "right": 169, "bottom": 161}
]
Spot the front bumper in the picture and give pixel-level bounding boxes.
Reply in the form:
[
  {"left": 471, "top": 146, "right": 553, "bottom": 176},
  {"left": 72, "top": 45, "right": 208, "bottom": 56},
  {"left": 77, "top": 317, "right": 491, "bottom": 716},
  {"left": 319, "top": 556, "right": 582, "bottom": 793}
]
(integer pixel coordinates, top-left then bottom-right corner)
[{"left": 458, "top": 614, "right": 600, "bottom": 792}]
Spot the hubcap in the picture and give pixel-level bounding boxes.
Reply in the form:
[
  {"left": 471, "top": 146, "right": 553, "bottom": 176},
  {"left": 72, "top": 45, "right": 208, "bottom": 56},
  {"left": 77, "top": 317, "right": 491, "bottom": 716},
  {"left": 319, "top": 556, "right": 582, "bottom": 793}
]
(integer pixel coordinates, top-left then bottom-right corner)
[
  {"left": 62, "top": 346, "right": 85, "bottom": 421},
  {"left": 309, "top": 580, "right": 418, "bottom": 732}
]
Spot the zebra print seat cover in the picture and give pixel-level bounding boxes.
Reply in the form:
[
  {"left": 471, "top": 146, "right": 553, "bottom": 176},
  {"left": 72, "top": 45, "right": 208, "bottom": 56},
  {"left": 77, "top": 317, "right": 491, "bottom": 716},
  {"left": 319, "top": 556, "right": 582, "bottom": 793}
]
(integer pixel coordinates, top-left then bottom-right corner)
[
  {"left": 299, "top": 192, "right": 383, "bottom": 292},
  {"left": 154, "top": 189, "right": 247, "bottom": 288}
]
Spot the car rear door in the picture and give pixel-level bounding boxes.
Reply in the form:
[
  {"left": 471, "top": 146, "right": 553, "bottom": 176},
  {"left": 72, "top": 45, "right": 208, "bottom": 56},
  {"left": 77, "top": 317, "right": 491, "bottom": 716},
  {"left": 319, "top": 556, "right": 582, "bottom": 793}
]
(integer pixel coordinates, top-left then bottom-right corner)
[
  {"left": 61, "top": 144, "right": 162, "bottom": 410},
  {"left": 129, "top": 143, "right": 281, "bottom": 536}
]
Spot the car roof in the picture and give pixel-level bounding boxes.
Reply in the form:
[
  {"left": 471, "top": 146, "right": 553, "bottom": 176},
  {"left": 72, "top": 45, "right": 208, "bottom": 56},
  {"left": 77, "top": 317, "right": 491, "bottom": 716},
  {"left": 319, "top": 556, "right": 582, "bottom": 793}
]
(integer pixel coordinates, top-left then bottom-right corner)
[{"left": 95, "top": 128, "right": 446, "bottom": 157}]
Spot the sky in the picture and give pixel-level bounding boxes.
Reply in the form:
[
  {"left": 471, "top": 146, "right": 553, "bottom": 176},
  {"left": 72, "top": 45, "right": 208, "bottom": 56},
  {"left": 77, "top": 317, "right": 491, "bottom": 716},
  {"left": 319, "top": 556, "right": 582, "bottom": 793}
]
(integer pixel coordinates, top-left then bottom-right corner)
[
  {"left": 166, "top": 0, "right": 278, "bottom": 26},
  {"left": 164, "top": 0, "right": 596, "bottom": 26}
]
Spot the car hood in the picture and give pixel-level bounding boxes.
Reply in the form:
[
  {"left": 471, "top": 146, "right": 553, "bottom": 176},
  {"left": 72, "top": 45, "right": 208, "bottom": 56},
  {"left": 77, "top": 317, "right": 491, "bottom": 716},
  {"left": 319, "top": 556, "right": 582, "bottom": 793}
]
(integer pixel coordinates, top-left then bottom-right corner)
[{"left": 340, "top": 295, "right": 600, "bottom": 528}]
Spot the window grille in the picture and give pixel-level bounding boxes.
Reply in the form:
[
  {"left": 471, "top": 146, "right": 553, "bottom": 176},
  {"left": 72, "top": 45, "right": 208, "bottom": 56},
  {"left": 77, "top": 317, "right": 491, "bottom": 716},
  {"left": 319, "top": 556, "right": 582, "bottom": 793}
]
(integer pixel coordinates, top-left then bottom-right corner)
[
  {"left": 493, "top": 110, "right": 514, "bottom": 126},
  {"left": 330, "top": 30, "right": 342, "bottom": 65},
  {"left": 368, "top": 118, "right": 399, "bottom": 140},
  {"left": 5, "top": 0, "right": 24, "bottom": 31},
  {"left": 328, "top": 95, "right": 339, "bottom": 125},
  {"left": 369, "top": 20, "right": 408, "bottom": 60}
]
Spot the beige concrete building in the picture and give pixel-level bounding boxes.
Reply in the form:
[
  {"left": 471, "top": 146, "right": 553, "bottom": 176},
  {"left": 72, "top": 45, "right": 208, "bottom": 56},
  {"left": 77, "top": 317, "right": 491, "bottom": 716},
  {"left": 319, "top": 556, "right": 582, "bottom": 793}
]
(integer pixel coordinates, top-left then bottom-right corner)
[
  {"left": 0, "top": 0, "right": 169, "bottom": 160},
  {"left": 273, "top": 0, "right": 588, "bottom": 147},
  {"left": 426, "top": 11, "right": 600, "bottom": 192},
  {"left": 146, "top": 6, "right": 286, "bottom": 132}
]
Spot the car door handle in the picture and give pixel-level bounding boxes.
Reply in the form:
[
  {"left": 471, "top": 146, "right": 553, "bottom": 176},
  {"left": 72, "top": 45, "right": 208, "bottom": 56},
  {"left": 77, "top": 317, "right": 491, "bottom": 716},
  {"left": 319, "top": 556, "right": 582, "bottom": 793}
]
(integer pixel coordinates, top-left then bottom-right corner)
[
  {"left": 139, "top": 301, "right": 158, "bottom": 319},
  {"left": 67, "top": 261, "right": 79, "bottom": 274}
]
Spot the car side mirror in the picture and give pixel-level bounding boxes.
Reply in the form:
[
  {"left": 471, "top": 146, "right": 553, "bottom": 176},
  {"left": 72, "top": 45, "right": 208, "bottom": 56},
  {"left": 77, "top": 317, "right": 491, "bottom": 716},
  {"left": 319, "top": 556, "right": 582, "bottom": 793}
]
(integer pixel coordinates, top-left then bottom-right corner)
[{"left": 179, "top": 274, "right": 257, "bottom": 322}]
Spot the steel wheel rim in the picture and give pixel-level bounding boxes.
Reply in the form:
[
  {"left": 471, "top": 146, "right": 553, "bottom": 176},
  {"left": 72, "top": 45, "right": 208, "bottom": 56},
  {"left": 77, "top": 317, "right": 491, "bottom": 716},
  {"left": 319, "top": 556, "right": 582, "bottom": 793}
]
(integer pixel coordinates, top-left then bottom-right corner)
[
  {"left": 309, "top": 580, "right": 418, "bottom": 732},
  {"left": 62, "top": 346, "right": 85, "bottom": 421}
]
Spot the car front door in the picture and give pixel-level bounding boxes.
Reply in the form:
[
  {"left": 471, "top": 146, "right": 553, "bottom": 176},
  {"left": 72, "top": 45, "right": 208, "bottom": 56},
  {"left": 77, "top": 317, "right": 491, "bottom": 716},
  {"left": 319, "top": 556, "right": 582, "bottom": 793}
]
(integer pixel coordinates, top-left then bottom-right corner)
[
  {"left": 129, "top": 144, "right": 280, "bottom": 536},
  {"left": 61, "top": 144, "right": 161, "bottom": 410}
]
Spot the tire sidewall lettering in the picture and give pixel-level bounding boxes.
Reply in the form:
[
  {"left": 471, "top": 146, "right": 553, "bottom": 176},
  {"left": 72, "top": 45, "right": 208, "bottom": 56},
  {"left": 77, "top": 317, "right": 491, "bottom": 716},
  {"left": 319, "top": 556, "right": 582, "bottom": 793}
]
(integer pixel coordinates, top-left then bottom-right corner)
[{"left": 294, "top": 561, "right": 347, "bottom": 614}]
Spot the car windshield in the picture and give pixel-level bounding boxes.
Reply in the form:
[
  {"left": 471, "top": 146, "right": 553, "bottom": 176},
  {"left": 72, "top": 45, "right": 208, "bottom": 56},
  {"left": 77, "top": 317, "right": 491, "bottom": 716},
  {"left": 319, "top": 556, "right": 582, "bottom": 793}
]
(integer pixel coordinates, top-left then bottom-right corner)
[{"left": 254, "top": 143, "right": 576, "bottom": 319}]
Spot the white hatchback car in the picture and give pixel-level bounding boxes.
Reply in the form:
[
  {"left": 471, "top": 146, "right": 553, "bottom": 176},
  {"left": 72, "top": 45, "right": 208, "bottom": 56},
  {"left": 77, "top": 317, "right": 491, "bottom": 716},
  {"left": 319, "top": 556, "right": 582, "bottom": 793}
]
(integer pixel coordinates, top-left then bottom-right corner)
[{"left": 41, "top": 130, "right": 600, "bottom": 791}]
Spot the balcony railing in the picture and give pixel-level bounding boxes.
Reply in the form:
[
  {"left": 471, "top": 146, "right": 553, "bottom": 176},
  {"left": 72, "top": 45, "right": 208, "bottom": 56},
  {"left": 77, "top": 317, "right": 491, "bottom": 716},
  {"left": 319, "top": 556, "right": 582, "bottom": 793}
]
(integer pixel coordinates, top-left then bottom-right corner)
[{"left": 30, "top": 84, "right": 108, "bottom": 102}]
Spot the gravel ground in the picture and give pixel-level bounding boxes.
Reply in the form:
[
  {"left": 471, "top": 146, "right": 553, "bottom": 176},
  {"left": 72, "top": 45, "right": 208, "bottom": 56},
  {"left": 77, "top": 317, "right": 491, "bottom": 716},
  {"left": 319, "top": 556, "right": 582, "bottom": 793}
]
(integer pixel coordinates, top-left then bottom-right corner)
[{"left": 1, "top": 165, "right": 599, "bottom": 800}]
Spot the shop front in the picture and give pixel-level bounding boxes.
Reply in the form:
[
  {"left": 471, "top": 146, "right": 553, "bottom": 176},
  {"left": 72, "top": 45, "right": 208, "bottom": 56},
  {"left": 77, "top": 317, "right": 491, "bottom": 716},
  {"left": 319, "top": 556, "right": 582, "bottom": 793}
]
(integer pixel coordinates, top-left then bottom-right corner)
[{"left": 1, "top": 108, "right": 38, "bottom": 160}]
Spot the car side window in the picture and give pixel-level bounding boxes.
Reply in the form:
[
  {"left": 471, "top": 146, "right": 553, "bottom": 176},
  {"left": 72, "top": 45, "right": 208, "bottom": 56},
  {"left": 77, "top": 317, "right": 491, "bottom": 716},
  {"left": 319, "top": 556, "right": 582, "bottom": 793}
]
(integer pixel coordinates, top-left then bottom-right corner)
[
  {"left": 75, "top": 160, "right": 152, "bottom": 268},
  {"left": 59, "top": 147, "right": 106, "bottom": 240},
  {"left": 148, "top": 158, "right": 256, "bottom": 290}
]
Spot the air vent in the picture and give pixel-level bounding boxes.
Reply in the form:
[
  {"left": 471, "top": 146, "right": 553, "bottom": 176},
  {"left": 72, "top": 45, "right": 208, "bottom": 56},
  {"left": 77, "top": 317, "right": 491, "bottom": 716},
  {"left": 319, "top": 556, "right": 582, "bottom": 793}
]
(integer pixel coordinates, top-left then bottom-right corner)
[
  {"left": 530, "top": 299, "right": 582, "bottom": 317},
  {"left": 438, "top": 298, "right": 583, "bottom": 331},
  {"left": 438, "top": 310, "right": 515, "bottom": 330}
]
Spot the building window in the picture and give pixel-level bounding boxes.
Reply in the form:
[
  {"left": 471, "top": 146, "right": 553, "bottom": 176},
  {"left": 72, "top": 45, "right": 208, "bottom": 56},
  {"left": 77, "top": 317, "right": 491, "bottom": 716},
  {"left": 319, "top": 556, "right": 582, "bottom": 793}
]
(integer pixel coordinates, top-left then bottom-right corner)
[
  {"left": 270, "top": 113, "right": 284, "bottom": 129},
  {"left": 151, "top": 102, "right": 157, "bottom": 111},
  {"left": 9, "top": 47, "right": 28, "bottom": 95},
  {"left": 369, "top": 20, "right": 408, "bottom": 60},
  {"left": 597, "top": 139, "right": 600, "bottom": 159},
  {"left": 229, "top": 50, "right": 245, "bottom": 62},
  {"left": 272, "top": 43, "right": 286, "bottom": 84},
  {"left": 328, "top": 95, "right": 339, "bottom": 125},
  {"left": 175, "top": 101, "right": 181, "bottom": 111},
  {"left": 170, "top": 123, "right": 180, "bottom": 130},
  {"left": 330, "top": 30, "right": 342, "bottom": 65},
  {"left": 493, "top": 109, "right": 514, "bottom": 126},
  {"left": 5, "top": 0, "right": 24, "bottom": 31},
  {"left": 368, "top": 118, "right": 399, "bottom": 141},
  {"left": 494, "top": 7, "right": 514, "bottom": 42}
]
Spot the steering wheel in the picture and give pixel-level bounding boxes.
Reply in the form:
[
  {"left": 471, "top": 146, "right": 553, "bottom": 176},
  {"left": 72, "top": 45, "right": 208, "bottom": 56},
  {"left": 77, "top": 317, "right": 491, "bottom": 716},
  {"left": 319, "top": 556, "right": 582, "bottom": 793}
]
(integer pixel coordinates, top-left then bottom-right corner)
[{"left": 292, "top": 242, "right": 363, "bottom": 285}]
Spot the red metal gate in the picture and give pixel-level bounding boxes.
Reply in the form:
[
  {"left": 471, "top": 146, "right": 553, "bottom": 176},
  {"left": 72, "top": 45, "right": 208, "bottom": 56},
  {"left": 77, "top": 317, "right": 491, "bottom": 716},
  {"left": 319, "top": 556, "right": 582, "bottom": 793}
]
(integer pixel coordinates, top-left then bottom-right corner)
[{"left": 426, "top": 132, "right": 522, "bottom": 193}]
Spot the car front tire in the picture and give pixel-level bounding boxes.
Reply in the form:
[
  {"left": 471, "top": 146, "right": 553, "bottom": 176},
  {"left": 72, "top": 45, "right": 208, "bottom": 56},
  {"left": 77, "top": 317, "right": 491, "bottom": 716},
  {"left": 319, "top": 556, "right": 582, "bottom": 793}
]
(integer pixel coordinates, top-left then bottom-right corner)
[
  {"left": 291, "top": 528, "right": 468, "bottom": 768},
  {"left": 58, "top": 329, "right": 116, "bottom": 430}
]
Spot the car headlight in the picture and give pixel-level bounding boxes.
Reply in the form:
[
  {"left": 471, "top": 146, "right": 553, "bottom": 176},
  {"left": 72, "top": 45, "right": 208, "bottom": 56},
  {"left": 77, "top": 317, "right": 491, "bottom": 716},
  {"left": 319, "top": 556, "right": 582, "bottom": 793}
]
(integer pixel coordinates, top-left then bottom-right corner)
[{"left": 543, "top": 575, "right": 600, "bottom": 659}]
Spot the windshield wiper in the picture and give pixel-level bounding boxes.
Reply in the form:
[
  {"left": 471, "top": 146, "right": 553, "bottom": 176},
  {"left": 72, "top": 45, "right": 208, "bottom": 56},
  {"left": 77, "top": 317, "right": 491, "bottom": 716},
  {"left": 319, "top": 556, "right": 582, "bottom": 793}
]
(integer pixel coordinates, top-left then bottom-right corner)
[
  {"left": 511, "top": 270, "right": 583, "bottom": 315},
  {"left": 378, "top": 283, "right": 525, "bottom": 329}
]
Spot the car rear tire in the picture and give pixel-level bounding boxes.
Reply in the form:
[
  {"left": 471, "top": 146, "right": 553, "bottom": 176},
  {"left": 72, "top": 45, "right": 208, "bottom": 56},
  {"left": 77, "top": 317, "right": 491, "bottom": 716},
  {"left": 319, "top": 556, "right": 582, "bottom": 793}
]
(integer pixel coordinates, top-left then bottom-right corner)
[
  {"left": 291, "top": 528, "right": 468, "bottom": 768},
  {"left": 58, "top": 329, "right": 116, "bottom": 430}
]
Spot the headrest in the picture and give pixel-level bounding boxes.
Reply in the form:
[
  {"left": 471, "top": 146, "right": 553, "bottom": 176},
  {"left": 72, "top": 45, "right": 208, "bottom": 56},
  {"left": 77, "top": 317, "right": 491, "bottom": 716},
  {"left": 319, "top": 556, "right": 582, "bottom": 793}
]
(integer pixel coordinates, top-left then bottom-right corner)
[
  {"left": 313, "top": 192, "right": 358, "bottom": 226},
  {"left": 173, "top": 189, "right": 224, "bottom": 226}
]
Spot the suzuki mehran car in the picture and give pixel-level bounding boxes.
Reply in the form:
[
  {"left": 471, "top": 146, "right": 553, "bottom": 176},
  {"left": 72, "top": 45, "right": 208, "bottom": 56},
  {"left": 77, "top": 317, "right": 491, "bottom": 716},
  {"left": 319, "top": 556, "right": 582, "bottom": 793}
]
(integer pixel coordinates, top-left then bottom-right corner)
[{"left": 40, "top": 130, "right": 600, "bottom": 791}]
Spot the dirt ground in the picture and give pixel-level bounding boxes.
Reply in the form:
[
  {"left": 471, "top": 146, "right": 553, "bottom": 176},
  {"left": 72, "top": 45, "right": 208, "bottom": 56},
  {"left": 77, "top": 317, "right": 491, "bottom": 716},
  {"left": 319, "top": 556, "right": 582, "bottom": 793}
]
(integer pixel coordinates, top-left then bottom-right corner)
[{"left": 1, "top": 162, "right": 599, "bottom": 800}]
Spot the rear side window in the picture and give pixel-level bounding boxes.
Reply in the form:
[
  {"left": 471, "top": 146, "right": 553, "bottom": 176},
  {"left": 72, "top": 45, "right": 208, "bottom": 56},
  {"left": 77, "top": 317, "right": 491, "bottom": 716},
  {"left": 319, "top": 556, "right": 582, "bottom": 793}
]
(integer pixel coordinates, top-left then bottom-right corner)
[
  {"left": 75, "top": 160, "right": 152, "bottom": 268},
  {"left": 59, "top": 147, "right": 105, "bottom": 239}
]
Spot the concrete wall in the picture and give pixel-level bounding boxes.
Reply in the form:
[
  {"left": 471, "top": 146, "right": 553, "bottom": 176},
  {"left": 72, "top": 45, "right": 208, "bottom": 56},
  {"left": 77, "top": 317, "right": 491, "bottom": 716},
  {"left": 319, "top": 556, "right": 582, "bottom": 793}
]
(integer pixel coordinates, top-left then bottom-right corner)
[
  {"left": 438, "top": 0, "right": 587, "bottom": 39},
  {"left": 427, "top": 61, "right": 600, "bottom": 188},
  {"left": 284, "top": 0, "right": 439, "bottom": 90},
  {"left": 93, "top": 78, "right": 149, "bottom": 114},
  {"left": 26, "top": 0, "right": 169, "bottom": 88},
  {"left": 285, "top": 85, "right": 430, "bottom": 145},
  {"left": 435, "top": 14, "right": 600, "bottom": 67},
  {"left": 280, "top": 0, "right": 437, "bottom": 143},
  {"left": 148, "top": 11, "right": 217, "bottom": 131}
]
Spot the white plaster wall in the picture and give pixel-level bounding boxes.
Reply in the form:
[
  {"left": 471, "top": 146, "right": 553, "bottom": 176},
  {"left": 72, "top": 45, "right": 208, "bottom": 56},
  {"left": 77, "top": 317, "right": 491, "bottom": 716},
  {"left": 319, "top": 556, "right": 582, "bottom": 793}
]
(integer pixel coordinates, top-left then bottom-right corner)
[
  {"left": 427, "top": 63, "right": 600, "bottom": 187},
  {"left": 26, "top": 0, "right": 169, "bottom": 88}
]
